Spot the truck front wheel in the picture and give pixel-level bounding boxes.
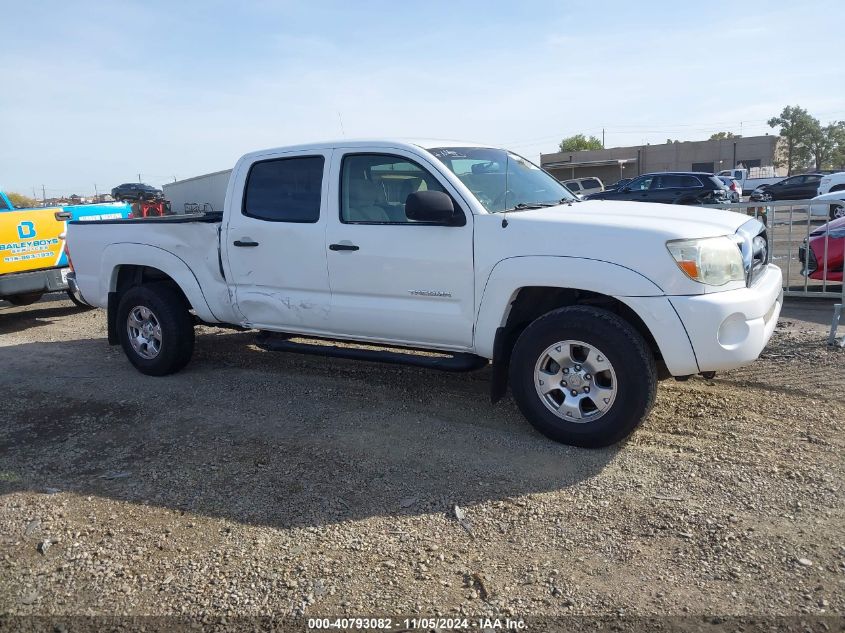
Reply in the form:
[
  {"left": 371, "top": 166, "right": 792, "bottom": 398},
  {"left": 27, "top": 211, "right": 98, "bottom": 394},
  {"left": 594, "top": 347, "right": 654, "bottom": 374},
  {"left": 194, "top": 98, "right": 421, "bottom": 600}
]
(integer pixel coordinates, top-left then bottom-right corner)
[
  {"left": 509, "top": 306, "right": 657, "bottom": 448},
  {"left": 117, "top": 283, "right": 195, "bottom": 376}
]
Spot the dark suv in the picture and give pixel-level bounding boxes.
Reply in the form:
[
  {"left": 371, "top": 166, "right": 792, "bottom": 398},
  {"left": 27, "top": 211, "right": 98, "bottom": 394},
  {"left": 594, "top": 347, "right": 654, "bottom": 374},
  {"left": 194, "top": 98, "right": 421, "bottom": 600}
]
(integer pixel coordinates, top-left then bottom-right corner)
[
  {"left": 750, "top": 173, "right": 823, "bottom": 201},
  {"left": 585, "top": 172, "right": 727, "bottom": 205},
  {"left": 111, "top": 183, "right": 163, "bottom": 202}
]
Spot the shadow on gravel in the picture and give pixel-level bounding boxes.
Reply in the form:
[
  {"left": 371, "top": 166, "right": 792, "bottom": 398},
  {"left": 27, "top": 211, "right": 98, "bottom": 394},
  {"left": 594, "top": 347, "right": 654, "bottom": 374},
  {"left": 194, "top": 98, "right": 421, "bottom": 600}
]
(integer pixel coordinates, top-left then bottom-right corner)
[
  {"left": 0, "top": 295, "right": 84, "bottom": 335},
  {"left": 0, "top": 332, "right": 619, "bottom": 529}
]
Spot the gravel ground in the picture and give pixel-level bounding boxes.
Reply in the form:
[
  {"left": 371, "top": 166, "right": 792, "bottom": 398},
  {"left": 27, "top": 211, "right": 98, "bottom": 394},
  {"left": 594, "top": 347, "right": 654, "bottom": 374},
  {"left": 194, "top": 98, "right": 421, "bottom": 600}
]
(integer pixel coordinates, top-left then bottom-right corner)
[{"left": 1, "top": 295, "right": 843, "bottom": 625}]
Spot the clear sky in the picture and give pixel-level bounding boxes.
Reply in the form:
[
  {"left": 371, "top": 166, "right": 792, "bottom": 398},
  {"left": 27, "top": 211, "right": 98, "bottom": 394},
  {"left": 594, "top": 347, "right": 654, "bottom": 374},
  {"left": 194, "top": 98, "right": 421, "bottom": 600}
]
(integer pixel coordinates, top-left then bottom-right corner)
[{"left": 2, "top": 0, "right": 844, "bottom": 197}]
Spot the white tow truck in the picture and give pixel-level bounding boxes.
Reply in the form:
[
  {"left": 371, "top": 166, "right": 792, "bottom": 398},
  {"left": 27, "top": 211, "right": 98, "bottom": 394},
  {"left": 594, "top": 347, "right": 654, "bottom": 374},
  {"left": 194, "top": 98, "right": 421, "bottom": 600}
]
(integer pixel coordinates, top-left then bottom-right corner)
[{"left": 66, "top": 140, "right": 782, "bottom": 447}]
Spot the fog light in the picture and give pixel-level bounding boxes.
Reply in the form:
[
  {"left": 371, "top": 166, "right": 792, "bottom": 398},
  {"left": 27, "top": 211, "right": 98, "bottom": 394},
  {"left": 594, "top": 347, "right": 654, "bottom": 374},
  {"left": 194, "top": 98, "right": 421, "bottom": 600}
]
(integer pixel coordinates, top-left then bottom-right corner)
[{"left": 717, "top": 313, "right": 750, "bottom": 349}]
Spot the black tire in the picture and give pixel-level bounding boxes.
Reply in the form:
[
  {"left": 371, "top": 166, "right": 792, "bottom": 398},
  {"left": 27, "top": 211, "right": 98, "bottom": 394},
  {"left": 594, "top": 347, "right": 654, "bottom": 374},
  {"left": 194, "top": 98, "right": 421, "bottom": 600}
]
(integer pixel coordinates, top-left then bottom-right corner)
[
  {"left": 830, "top": 203, "right": 845, "bottom": 221},
  {"left": 66, "top": 288, "right": 93, "bottom": 309},
  {"left": 6, "top": 292, "right": 43, "bottom": 306},
  {"left": 509, "top": 305, "right": 657, "bottom": 448},
  {"left": 117, "top": 283, "right": 195, "bottom": 376}
]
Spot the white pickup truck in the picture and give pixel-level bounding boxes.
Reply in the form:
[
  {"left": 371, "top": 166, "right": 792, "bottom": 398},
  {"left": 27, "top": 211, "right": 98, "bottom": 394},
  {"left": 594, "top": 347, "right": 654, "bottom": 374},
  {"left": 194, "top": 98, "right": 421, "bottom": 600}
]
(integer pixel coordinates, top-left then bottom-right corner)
[
  {"left": 717, "top": 168, "right": 783, "bottom": 197},
  {"left": 67, "top": 140, "right": 782, "bottom": 447}
]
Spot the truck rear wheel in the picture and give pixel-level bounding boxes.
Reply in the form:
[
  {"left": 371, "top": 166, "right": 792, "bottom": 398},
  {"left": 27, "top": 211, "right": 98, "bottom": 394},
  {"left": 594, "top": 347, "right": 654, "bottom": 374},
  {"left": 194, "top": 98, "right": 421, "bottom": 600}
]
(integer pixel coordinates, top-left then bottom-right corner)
[
  {"left": 117, "top": 283, "right": 195, "bottom": 376},
  {"left": 6, "top": 292, "right": 43, "bottom": 306},
  {"left": 509, "top": 306, "right": 657, "bottom": 448}
]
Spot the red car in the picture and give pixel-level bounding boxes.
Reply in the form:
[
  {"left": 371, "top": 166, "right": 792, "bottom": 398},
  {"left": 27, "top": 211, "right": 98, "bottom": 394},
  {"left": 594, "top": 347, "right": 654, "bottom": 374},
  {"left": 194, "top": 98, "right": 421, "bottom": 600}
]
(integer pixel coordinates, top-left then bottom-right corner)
[{"left": 800, "top": 216, "right": 845, "bottom": 282}]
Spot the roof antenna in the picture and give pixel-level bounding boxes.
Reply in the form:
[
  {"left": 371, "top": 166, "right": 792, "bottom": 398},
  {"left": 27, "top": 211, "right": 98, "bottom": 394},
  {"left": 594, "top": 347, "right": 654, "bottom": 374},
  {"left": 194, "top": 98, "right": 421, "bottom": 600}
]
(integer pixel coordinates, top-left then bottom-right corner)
[
  {"left": 337, "top": 112, "right": 346, "bottom": 137},
  {"left": 501, "top": 151, "right": 510, "bottom": 228}
]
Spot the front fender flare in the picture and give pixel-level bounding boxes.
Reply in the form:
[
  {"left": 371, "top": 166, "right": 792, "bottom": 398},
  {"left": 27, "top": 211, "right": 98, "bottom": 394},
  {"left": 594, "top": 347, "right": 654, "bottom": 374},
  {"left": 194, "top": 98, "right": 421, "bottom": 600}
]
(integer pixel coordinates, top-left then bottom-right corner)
[{"left": 474, "top": 256, "right": 664, "bottom": 359}]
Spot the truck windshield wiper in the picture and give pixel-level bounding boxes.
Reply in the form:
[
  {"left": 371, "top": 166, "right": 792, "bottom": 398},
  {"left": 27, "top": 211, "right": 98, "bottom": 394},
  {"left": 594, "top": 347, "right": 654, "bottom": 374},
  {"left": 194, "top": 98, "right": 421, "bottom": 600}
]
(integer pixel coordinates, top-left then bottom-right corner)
[{"left": 504, "top": 202, "right": 555, "bottom": 212}]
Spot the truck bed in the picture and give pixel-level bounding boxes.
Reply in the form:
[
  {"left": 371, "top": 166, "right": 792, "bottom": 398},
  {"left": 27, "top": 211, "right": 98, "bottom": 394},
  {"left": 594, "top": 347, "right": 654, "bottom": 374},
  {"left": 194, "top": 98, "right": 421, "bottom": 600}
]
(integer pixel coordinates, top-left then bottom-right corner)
[{"left": 67, "top": 211, "right": 233, "bottom": 324}]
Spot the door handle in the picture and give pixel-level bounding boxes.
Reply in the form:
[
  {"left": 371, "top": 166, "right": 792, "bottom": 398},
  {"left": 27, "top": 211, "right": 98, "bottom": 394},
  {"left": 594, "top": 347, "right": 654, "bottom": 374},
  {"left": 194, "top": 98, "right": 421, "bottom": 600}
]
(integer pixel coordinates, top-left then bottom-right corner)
[
  {"left": 54, "top": 211, "right": 72, "bottom": 221},
  {"left": 329, "top": 243, "right": 359, "bottom": 251},
  {"left": 233, "top": 240, "right": 259, "bottom": 247}
]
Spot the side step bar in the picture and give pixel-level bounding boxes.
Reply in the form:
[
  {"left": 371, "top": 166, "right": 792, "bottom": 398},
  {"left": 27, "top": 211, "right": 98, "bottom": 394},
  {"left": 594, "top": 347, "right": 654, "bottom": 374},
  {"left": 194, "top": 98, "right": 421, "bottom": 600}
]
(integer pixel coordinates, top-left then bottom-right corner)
[{"left": 255, "top": 333, "right": 489, "bottom": 373}]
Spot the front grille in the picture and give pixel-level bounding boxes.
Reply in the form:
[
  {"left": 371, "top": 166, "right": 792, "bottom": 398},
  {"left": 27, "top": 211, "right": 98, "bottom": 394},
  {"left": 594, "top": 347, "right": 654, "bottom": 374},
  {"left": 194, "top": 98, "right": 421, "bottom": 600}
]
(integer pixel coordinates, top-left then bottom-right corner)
[{"left": 749, "top": 227, "right": 769, "bottom": 285}]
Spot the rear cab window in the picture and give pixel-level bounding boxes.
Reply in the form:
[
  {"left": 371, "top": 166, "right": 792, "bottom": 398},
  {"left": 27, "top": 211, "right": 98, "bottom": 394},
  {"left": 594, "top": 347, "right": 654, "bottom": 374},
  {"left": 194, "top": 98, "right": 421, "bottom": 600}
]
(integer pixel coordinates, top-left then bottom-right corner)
[{"left": 243, "top": 156, "right": 324, "bottom": 222}]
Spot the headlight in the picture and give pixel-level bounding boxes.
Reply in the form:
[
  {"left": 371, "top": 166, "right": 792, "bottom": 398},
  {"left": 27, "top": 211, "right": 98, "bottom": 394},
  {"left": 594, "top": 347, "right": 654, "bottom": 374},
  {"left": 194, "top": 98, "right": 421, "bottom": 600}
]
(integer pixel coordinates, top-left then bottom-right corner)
[{"left": 666, "top": 236, "right": 745, "bottom": 286}]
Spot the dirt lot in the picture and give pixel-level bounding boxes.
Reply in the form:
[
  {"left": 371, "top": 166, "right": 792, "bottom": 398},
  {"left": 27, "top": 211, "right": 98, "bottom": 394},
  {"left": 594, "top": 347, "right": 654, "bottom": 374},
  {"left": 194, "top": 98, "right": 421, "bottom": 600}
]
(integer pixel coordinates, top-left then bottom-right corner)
[{"left": 1, "top": 295, "right": 843, "bottom": 624}]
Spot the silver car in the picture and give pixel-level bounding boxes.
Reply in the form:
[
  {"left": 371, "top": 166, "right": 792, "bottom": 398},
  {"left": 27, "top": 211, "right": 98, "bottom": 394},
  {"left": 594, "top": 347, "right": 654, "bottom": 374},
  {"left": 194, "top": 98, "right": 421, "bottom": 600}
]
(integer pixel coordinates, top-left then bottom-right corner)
[{"left": 718, "top": 176, "right": 742, "bottom": 202}]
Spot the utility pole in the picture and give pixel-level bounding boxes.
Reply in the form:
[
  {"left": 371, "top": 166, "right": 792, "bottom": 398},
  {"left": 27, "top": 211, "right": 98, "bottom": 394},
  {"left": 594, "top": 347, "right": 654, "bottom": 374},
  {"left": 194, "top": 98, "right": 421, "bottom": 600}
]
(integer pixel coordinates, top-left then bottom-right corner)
[
  {"left": 602, "top": 128, "right": 605, "bottom": 149},
  {"left": 41, "top": 184, "right": 46, "bottom": 204},
  {"left": 137, "top": 173, "right": 141, "bottom": 182},
  {"left": 94, "top": 183, "right": 98, "bottom": 197}
]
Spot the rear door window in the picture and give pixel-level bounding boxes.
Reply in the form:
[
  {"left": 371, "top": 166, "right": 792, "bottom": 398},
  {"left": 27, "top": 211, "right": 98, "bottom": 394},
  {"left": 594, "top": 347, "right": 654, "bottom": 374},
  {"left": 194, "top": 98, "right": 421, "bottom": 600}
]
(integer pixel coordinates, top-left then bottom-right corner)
[
  {"left": 628, "top": 176, "right": 654, "bottom": 191},
  {"left": 243, "top": 156, "right": 324, "bottom": 222},
  {"left": 581, "top": 178, "right": 601, "bottom": 189},
  {"left": 655, "top": 175, "right": 684, "bottom": 189}
]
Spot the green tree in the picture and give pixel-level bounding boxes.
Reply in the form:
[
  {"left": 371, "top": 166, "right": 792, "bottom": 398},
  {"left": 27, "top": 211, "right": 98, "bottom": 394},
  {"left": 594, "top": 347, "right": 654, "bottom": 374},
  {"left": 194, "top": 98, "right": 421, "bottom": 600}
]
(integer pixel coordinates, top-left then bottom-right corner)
[
  {"left": 6, "top": 192, "right": 38, "bottom": 209},
  {"left": 709, "top": 131, "right": 741, "bottom": 140},
  {"left": 768, "top": 105, "right": 815, "bottom": 175},
  {"left": 559, "top": 134, "right": 603, "bottom": 152},
  {"left": 807, "top": 120, "right": 845, "bottom": 170}
]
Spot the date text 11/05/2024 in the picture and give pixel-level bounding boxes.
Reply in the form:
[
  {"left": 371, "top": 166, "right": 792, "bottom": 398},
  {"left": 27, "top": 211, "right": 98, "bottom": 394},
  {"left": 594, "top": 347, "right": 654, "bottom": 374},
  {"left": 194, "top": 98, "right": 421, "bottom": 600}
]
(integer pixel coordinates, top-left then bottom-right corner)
[{"left": 306, "top": 617, "right": 527, "bottom": 630}]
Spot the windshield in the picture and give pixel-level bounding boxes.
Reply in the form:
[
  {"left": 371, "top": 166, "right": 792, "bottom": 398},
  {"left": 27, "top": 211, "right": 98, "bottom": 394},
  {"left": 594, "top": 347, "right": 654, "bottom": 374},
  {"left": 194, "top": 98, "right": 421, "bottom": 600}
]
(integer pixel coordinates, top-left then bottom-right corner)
[{"left": 427, "top": 146, "right": 577, "bottom": 213}]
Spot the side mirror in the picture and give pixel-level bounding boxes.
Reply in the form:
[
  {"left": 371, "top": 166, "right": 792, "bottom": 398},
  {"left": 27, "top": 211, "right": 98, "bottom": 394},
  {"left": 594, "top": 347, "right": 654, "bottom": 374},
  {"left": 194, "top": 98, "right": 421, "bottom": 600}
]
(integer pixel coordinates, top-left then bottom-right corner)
[{"left": 405, "top": 191, "right": 457, "bottom": 223}]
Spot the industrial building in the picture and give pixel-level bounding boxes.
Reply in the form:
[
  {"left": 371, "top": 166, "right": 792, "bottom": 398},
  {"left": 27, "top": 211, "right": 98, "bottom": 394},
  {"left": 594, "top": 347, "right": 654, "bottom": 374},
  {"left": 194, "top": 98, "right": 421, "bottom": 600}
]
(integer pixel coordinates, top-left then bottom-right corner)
[{"left": 540, "top": 135, "right": 784, "bottom": 184}]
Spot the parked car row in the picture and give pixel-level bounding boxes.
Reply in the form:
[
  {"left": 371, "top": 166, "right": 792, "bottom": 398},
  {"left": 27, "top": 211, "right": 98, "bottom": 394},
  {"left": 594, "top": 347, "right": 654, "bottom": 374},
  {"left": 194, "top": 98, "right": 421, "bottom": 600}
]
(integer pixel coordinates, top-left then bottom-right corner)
[
  {"left": 557, "top": 167, "right": 845, "bottom": 218},
  {"left": 584, "top": 172, "right": 728, "bottom": 205}
]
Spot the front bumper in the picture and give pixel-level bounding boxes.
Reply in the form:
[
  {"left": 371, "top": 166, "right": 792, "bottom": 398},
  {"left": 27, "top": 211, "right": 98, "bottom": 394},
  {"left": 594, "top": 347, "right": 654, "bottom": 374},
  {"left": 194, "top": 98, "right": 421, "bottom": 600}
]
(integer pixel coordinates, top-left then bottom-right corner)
[
  {"left": 0, "top": 267, "right": 68, "bottom": 299},
  {"left": 669, "top": 264, "right": 783, "bottom": 372}
]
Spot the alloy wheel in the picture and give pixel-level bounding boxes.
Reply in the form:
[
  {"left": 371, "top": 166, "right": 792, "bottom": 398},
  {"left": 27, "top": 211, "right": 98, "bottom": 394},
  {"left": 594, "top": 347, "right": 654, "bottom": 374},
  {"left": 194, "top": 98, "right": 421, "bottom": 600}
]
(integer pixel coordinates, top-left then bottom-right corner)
[
  {"left": 533, "top": 340, "right": 618, "bottom": 423},
  {"left": 127, "top": 305, "right": 162, "bottom": 359}
]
